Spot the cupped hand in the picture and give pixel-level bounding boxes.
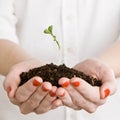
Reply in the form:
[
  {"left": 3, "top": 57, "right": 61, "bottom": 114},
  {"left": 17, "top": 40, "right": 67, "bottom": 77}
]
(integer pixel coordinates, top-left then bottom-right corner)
[
  {"left": 3, "top": 59, "right": 62, "bottom": 114},
  {"left": 55, "top": 58, "right": 117, "bottom": 113}
]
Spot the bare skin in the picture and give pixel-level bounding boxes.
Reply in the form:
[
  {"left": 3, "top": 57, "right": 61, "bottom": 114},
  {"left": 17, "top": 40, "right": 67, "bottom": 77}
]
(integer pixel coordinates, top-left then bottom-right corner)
[
  {"left": 1, "top": 40, "right": 62, "bottom": 114},
  {"left": 56, "top": 39, "right": 120, "bottom": 113},
  {"left": 56, "top": 58, "right": 116, "bottom": 113},
  {"left": 1, "top": 38, "right": 120, "bottom": 114}
]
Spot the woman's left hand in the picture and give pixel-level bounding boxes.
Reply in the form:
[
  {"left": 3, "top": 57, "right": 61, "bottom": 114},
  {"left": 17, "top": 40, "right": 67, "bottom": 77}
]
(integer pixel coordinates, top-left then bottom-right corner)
[{"left": 55, "top": 58, "right": 117, "bottom": 113}]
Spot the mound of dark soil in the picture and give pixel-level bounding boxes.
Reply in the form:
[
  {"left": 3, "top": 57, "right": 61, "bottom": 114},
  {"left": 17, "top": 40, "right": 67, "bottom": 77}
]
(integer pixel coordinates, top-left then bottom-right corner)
[{"left": 19, "top": 63, "right": 102, "bottom": 87}]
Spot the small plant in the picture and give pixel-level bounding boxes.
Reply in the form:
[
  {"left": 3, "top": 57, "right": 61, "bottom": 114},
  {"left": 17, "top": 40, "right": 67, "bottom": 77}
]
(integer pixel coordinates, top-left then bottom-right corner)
[{"left": 44, "top": 25, "right": 60, "bottom": 50}]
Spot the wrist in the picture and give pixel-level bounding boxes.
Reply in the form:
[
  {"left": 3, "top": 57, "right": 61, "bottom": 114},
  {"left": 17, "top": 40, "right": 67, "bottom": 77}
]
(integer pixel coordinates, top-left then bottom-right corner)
[
  {"left": 1, "top": 40, "right": 32, "bottom": 76},
  {"left": 96, "top": 56, "right": 120, "bottom": 77}
]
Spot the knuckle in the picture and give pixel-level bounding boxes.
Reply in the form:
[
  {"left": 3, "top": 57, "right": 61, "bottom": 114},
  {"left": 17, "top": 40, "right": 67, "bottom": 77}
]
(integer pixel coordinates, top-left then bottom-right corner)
[
  {"left": 35, "top": 109, "right": 46, "bottom": 114},
  {"left": 10, "top": 98, "right": 19, "bottom": 105},
  {"left": 20, "top": 107, "right": 28, "bottom": 115},
  {"left": 27, "top": 99, "right": 38, "bottom": 108},
  {"left": 97, "top": 99, "right": 106, "bottom": 105},
  {"left": 87, "top": 107, "right": 97, "bottom": 113},
  {"left": 76, "top": 99, "right": 86, "bottom": 106},
  {"left": 91, "top": 96, "right": 100, "bottom": 103},
  {"left": 35, "top": 110, "right": 42, "bottom": 114},
  {"left": 73, "top": 99, "right": 86, "bottom": 107},
  {"left": 34, "top": 110, "right": 40, "bottom": 114},
  {"left": 73, "top": 106, "right": 82, "bottom": 110},
  {"left": 15, "top": 94, "right": 25, "bottom": 103}
]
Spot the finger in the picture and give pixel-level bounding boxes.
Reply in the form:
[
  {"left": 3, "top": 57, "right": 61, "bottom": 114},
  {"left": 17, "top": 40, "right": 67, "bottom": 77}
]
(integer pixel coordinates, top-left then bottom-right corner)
[
  {"left": 20, "top": 82, "right": 52, "bottom": 114},
  {"left": 70, "top": 77, "right": 106, "bottom": 104},
  {"left": 100, "top": 73, "right": 117, "bottom": 99},
  {"left": 34, "top": 86, "right": 57, "bottom": 114},
  {"left": 56, "top": 77, "right": 81, "bottom": 110},
  {"left": 58, "top": 79, "right": 99, "bottom": 113},
  {"left": 58, "top": 77, "right": 84, "bottom": 108},
  {"left": 15, "top": 76, "right": 42, "bottom": 103},
  {"left": 5, "top": 82, "right": 18, "bottom": 98},
  {"left": 3, "top": 73, "right": 20, "bottom": 98},
  {"left": 56, "top": 87, "right": 72, "bottom": 106},
  {"left": 58, "top": 76, "right": 76, "bottom": 106},
  {"left": 52, "top": 99, "right": 63, "bottom": 109},
  {"left": 99, "top": 68, "right": 117, "bottom": 99},
  {"left": 56, "top": 87, "right": 83, "bottom": 110}
]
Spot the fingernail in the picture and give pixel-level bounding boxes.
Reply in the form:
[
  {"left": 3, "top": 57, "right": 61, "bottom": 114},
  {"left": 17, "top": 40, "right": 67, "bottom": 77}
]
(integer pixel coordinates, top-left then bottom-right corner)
[
  {"left": 104, "top": 89, "right": 110, "bottom": 98},
  {"left": 59, "top": 91, "right": 65, "bottom": 97},
  {"left": 71, "top": 81, "right": 80, "bottom": 87},
  {"left": 50, "top": 91, "right": 56, "bottom": 97},
  {"left": 33, "top": 79, "right": 41, "bottom": 87},
  {"left": 7, "top": 87, "right": 11, "bottom": 95},
  {"left": 42, "top": 86, "right": 49, "bottom": 92},
  {"left": 61, "top": 81, "right": 69, "bottom": 87}
]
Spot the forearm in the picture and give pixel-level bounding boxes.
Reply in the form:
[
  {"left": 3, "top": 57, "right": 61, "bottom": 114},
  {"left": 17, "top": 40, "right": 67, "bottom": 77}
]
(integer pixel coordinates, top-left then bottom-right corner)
[
  {"left": 98, "top": 39, "right": 120, "bottom": 78},
  {"left": 0, "top": 39, "right": 31, "bottom": 76}
]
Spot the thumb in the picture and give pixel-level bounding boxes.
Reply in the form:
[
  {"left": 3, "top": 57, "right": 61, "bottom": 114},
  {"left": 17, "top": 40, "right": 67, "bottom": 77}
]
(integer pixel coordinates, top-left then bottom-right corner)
[
  {"left": 3, "top": 76, "right": 20, "bottom": 98},
  {"left": 100, "top": 73, "right": 117, "bottom": 99},
  {"left": 6, "top": 83, "right": 18, "bottom": 98}
]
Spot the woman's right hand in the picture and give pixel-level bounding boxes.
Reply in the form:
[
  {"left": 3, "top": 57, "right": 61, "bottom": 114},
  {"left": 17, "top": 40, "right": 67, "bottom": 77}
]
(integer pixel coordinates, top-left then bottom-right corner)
[{"left": 3, "top": 58, "right": 62, "bottom": 114}]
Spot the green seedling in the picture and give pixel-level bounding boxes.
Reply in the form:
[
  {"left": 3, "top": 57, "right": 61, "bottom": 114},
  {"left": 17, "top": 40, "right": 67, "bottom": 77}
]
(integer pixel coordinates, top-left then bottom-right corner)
[{"left": 44, "top": 25, "right": 60, "bottom": 50}]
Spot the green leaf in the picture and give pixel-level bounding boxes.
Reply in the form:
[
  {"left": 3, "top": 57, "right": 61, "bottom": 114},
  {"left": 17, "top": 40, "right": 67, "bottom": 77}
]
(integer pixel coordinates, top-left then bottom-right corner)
[
  {"left": 48, "top": 25, "right": 53, "bottom": 33},
  {"left": 43, "top": 25, "right": 61, "bottom": 50},
  {"left": 44, "top": 29, "right": 50, "bottom": 34}
]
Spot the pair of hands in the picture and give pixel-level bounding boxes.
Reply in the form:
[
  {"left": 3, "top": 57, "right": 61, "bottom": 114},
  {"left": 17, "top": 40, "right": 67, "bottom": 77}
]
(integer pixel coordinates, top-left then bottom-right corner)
[{"left": 3, "top": 58, "right": 117, "bottom": 114}]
